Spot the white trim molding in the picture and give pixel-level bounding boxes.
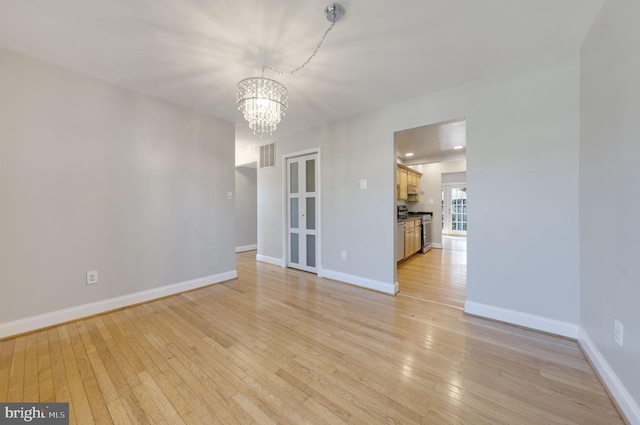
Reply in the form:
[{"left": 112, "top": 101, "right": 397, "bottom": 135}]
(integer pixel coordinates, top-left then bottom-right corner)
[
  {"left": 236, "top": 244, "right": 257, "bottom": 253},
  {"left": 319, "top": 269, "right": 397, "bottom": 295},
  {"left": 464, "top": 301, "right": 578, "bottom": 338},
  {"left": 0, "top": 270, "right": 237, "bottom": 339},
  {"left": 256, "top": 254, "right": 286, "bottom": 268},
  {"left": 578, "top": 327, "right": 640, "bottom": 425}
]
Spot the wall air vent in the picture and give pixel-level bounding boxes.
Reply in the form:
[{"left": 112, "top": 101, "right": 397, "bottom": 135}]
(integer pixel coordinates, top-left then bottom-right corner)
[{"left": 259, "top": 142, "right": 276, "bottom": 169}]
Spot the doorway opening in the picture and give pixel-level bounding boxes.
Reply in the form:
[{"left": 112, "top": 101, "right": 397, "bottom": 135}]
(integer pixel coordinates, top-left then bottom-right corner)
[{"left": 394, "top": 118, "right": 467, "bottom": 308}]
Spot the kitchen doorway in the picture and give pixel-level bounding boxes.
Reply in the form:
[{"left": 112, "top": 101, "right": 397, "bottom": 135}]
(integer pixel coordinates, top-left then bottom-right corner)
[{"left": 394, "top": 118, "right": 467, "bottom": 308}]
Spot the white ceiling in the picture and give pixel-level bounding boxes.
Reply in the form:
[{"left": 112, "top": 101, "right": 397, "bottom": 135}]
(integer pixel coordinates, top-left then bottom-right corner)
[
  {"left": 396, "top": 118, "right": 467, "bottom": 165},
  {"left": 0, "top": 0, "right": 606, "bottom": 149}
]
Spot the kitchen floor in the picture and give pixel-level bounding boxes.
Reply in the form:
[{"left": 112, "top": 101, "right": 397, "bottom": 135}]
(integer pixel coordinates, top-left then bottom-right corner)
[{"left": 397, "top": 236, "right": 467, "bottom": 309}]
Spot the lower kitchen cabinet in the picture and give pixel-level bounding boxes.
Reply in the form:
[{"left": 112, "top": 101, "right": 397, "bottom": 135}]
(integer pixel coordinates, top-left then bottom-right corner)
[
  {"left": 402, "top": 218, "right": 422, "bottom": 260},
  {"left": 396, "top": 222, "right": 405, "bottom": 262},
  {"left": 412, "top": 225, "right": 421, "bottom": 254}
]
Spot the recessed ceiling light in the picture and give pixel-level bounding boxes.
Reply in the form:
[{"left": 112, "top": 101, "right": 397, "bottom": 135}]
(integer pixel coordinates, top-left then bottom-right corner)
[
  {"left": 453, "top": 145, "right": 464, "bottom": 150},
  {"left": 405, "top": 152, "right": 414, "bottom": 157}
]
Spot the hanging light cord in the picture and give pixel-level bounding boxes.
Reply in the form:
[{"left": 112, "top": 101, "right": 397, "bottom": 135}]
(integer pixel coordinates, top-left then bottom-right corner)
[{"left": 262, "top": 21, "right": 336, "bottom": 76}]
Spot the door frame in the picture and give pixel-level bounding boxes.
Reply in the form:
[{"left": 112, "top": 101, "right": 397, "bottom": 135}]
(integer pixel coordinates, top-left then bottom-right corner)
[{"left": 282, "top": 148, "right": 322, "bottom": 273}]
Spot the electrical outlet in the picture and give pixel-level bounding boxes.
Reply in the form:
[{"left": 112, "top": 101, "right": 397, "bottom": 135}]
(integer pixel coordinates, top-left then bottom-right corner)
[
  {"left": 614, "top": 320, "right": 624, "bottom": 346},
  {"left": 341, "top": 251, "right": 347, "bottom": 261},
  {"left": 87, "top": 270, "right": 99, "bottom": 285},
  {"left": 227, "top": 191, "right": 233, "bottom": 200},
  {"left": 360, "top": 179, "right": 367, "bottom": 189}
]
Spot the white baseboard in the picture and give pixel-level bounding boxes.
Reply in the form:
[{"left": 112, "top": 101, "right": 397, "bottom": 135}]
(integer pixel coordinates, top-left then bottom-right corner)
[
  {"left": 319, "top": 269, "right": 397, "bottom": 295},
  {"left": 432, "top": 243, "right": 444, "bottom": 249},
  {"left": 463, "top": 301, "right": 578, "bottom": 338},
  {"left": 0, "top": 270, "right": 237, "bottom": 339},
  {"left": 256, "top": 254, "right": 285, "bottom": 268},
  {"left": 578, "top": 327, "right": 640, "bottom": 425},
  {"left": 235, "top": 244, "right": 257, "bottom": 253}
]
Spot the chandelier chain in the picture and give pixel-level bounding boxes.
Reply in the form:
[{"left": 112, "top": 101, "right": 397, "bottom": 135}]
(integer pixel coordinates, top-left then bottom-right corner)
[{"left": 262, "top": 22, "right": 336, "bottom": 76}]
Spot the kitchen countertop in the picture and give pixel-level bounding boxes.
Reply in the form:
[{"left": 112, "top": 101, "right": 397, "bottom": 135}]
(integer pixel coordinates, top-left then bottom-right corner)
[
  {"left": 397, "top": 216, "right": 423, "bottom": 224},
  {"left": 397, "top": 212, "right": 434, "bottom": 224}
]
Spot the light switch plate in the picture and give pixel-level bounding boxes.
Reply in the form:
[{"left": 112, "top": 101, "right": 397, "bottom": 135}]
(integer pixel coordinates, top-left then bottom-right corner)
[
  {"left": 87, "top": 270, "right": 98, "bottom": 285},
  {"left": 614, "top": 319, "right": 624, "bottom": 346}
]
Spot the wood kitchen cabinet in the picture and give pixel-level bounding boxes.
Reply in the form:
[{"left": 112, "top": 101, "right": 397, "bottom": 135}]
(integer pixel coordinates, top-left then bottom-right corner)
[
  {"left": 408, "top": 172, "right": 417, "bottom": 187},
  {"left": 397, "top": 164, "right": 421, "bottom": 202},
  {"left": 402, "top": 218, "right": 422, "bottom": 260},
  {"left": 412, "top": 223, "right": 421, "bottom": 253},
  {"left": 403, "top": 219, "right": 413, "bottom": 256},
  {"left": 398, "top": 168, "right": 408, "bottom": 200}
]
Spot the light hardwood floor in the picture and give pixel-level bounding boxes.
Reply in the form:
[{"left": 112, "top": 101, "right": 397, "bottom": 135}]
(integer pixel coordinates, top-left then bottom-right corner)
[
  {"left": 397, "top": 236, "right": 467, "bottom": 309},
  {"left": 0, "top": 251, "right": 625, "bottom": 424}
]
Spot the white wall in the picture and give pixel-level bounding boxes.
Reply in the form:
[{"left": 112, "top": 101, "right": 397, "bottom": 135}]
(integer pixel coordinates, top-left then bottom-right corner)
[
  {"left": 258, "top": 50, "right": 581, "bottom": 330},
  {"left": 0, "top": 48, "right": 236, "bottom": 329},
  {"left": 235, "top": 166, "right": 257, "bottom": 250},
  {"left": 442, "top": 171, "right": 467, "bottom": 185},
  {"left": 408, "top": 160, "right": 467, "bottom": 246},
  {"left": 580, "top": 0, "right": 640, "bottom": 420}
]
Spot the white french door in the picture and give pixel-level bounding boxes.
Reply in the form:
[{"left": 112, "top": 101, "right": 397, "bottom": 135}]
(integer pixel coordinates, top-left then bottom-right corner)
[
  {"left": 286, "top": 153, "right": 318, "bottom": 273},
  {"left": 442, "top": 184, "right": 467, "bottom": 236}
]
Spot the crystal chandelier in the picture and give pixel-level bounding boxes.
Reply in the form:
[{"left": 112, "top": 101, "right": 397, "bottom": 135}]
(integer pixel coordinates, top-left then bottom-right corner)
[
  {"left": 237, "top": 76, "right": 288, "bottom": 136},
  {"left": 236, "top": 3, "right": 345, "bottom": 137}
]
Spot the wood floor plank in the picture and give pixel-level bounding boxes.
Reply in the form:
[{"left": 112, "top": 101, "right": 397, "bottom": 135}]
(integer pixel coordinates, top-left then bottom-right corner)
[
  {"left": 105, "top": 398, "right": 132, "bottom": 425},
  {"left": 136, "top": 371, "right": 186, "bottom": 425},
  {"left": 111, "top": 311, "right": 178, "bottom": 384},
  {"left": 83, "top": 321, "right": 118, "bottom": 405},
  {"left": 174, "top": 383, "right": 221, "bottom": 424},
  {"left": 117, "top": 392, "right": 151, "bottom": 425},
  {"left": 36, "top": 330, "right": 55, "bottom": 403},
  {"left": 8, "top": 336, "right": 26, "bottom": 402},
  {"left": 23, "top": 332, "right": 39, "bottom": 401},
  {"left": 0, "top": 338, "right": 15, "bottom": 401},
  {"left": 232, "top": 391, "right": 279, "bottom": 425},
  {"left": 129, "top": 382, "right": 169, "bottom": 425},
  {"left": 83, "top": 318, "right": 144, "bottom": 424},
  {"left": 58, "top": 324, "right": 95, "bottom": 425},
  {"left": 47, "top": 328, "right": 74, "bottom": 423},
  {"left": 152, "top": 373, "right": 206, "bottom": 425}
]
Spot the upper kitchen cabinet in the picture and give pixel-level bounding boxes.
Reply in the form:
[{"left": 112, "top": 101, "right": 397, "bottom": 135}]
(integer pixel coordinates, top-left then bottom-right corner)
[
  {"left": 398, "top": 167, "right": 408, "bottom": 200},
  {"left": 397, "top": 164, "right": 422, "bottom": 202}
]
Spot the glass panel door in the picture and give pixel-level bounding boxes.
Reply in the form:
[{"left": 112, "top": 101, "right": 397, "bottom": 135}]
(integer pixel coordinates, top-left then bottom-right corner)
[
  {"left": 286, "top": 153, "right": 318, "bottom": 273},
  {"left": 442, "top": 184, "right": 467, "bottom": 236}
]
